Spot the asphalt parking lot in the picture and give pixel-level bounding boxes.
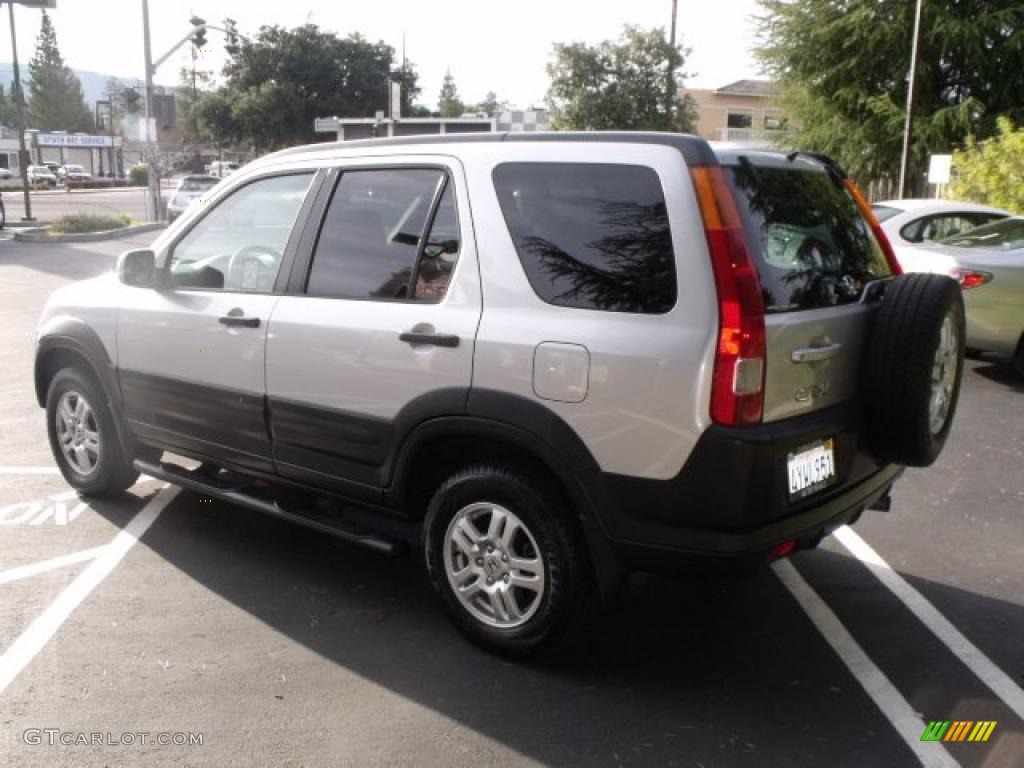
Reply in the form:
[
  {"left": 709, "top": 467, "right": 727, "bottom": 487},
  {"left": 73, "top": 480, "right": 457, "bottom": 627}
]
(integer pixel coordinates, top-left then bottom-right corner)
[{"left": 1, "top": 236, "right": 1022, "bottom": 767}]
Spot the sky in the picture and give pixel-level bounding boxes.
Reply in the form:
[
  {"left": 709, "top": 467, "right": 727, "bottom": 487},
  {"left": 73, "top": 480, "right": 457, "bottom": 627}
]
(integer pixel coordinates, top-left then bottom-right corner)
[{"left": 0, "top": 0, "right": 766, "bottom": 109}]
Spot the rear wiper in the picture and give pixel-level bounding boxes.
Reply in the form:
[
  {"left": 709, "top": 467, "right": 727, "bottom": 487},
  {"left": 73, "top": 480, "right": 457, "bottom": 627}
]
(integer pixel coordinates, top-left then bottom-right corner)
[{"left": 785, "top": 150, "right": 846, "bottom": 188}]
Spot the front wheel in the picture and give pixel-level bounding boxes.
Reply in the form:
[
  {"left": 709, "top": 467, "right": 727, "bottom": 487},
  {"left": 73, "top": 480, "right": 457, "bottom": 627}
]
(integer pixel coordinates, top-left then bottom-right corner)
[
  {"left": 424, "top": 464, "right": 597, "bottom": 657},
  {"left": 46, "top": 367, "right": 139, "bottom": 496}
]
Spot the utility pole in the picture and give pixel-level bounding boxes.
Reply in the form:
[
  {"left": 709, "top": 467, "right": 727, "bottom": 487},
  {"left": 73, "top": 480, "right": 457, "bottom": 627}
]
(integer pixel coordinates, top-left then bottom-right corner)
[
  {"left": 6, "top": 1, "right": 33, "bottom": 221},
  {"left": 666, "top": 0, "right": 679, "bottom": 131},
  {"left": 898, "top": 0, "right": 924, "bottom": 199},
  {"left": 140, "top": 0, "right": 160, "bottom": 221}
]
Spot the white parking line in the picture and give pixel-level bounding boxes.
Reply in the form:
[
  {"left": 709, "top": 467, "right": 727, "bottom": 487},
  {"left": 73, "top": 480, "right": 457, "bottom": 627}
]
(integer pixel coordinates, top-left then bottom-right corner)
[
  {"left": 834, "top": 525, "right": 1024, "bottom": 719},
  {"left": 0, "top": 486, "right": 177, "bottom": 695},
  {"left": 0, "top": 545, "right": 108, "bottom": 586},
  {"left": 0, "top": 467, "right": 61, "bottom": 475},
  {"left": 773, "top": 559, "right": 958, "bottom": 768}
]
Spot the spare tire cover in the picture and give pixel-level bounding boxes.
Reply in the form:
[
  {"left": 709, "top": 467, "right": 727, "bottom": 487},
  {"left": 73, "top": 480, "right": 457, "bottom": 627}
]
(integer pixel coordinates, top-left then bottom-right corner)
[{"left": 864, "top": 273, "right": 965, "bottom": 467}]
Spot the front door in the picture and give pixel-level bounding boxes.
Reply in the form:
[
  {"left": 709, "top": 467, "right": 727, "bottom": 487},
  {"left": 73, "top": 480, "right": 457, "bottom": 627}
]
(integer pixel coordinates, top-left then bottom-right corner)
[
  {"left": 265, "top": 162, "right": 481, "bottom": 493},
  {"left": 117, "top": 171, "right": 317, "bottom": 472}
]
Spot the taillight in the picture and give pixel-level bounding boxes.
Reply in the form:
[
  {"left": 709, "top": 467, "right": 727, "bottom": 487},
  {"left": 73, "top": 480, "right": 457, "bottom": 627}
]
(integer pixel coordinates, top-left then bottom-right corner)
[
  {"left": 691, "top": 165, "right": 766, "bottom": 426},
  {"left": 954, "top": 269, "right": 993, "bottom": 289},
  {"left": 843, "top": 179, "right": 902, "bottom": 275}
]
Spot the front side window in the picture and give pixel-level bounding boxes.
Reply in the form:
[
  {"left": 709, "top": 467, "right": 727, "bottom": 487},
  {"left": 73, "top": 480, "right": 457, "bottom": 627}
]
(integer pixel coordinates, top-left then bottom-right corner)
[
  {"left": 168, "top": 173, "right": 313, "bottom": 292},
  {"left": 493, "top": 162, "right": 677, "bottom": 314},
  {"left": 306, "top": 169, "right": 459, "bottom": 302}
]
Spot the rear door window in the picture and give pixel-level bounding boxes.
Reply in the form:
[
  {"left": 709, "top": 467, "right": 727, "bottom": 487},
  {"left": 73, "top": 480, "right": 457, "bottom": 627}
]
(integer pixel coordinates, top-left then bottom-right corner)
[
  {"left": 725, "top": 162, "right": 892, "bottom": 312},
  {"left": 493, "top": 162, "right": 676, "bottom": 314}
]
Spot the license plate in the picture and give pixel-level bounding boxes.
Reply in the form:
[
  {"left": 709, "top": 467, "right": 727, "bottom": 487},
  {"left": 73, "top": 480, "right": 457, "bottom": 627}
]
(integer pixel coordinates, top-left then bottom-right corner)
[{"left": 787, "top": 438, "right": 837, "bottom": 500}]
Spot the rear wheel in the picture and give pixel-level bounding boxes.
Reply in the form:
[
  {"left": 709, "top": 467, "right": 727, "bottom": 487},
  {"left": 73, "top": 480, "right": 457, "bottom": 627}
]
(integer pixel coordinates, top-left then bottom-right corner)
[
  {"left": 423, "top": 464, "right": 597, "bottom": 657},
  {"left": 46, "top": 367, "right": 139, "bottom": 496},
  {"left": 1013, "top": 335, "right": 1024, "bottom": 379}
]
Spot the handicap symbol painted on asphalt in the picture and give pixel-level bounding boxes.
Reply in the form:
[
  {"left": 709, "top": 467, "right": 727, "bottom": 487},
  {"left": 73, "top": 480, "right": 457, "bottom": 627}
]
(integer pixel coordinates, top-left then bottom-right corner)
[{"left": 0, "top": 491, "right": 89, "bottom": 526}]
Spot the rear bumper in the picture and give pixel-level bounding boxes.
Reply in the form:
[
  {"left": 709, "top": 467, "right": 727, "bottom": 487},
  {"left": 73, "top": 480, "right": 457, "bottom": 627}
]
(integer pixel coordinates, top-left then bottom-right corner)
[{"left": 584, "top": 403, "right": 903, "bottom": 570}]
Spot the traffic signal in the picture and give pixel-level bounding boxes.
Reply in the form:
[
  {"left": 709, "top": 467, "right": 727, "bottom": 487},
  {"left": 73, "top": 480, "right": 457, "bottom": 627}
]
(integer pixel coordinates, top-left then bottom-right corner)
[
  {"left": 122, "top": 87, "right": 140, "bottom": 114},
  {"left": 190, "top": 15, "right": 207, "bottom": 49},
  {"left": 224, "top": 18, "right": 240, "bottom": 56}
]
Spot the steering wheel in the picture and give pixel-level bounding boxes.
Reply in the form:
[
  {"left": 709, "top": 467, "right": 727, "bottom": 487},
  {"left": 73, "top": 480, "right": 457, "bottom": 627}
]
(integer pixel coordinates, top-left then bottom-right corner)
[{"left": 226, "top": 244, "right": 281, "bottom": 291}]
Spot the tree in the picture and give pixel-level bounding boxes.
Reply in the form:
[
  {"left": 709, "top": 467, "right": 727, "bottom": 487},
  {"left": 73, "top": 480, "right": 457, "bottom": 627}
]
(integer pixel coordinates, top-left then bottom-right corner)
[
  {"left": 26, "top": 10, "right": 92, "bottom": 131},
  {"left": 546, "top": 25, "right": 697, "bottom": 132},
  {"left": 0, "top": 85, "right": 15, "bottom": 127},
  {"left": 472, "top": 90, "right": 508, "bottom": 117},
  {"left": 193, "top": 24, "right": 422, "bottom": 152},
  {"left": 756, "top": 1, "right": 1024, "bottom": 185},
  {"left": 438, "top": 71, "right": 464, "bottom": 118},
  {"left": 951, "top": 117, "right": 1024, "bottom": 212}
]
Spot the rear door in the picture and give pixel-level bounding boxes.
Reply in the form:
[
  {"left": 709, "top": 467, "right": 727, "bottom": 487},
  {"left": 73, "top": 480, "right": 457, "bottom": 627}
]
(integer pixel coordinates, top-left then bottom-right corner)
[
  {"left": 719, "top": 153, "right": 894, "bottom": 424},
  {"left": 265, "top": 159, "right": 481, "bottom": 496}
]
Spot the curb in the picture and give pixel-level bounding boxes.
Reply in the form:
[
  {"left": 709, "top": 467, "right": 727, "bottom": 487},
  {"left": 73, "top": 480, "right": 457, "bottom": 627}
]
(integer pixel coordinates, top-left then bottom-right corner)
[{"left": 13, "top": 222, "right": 167, "bottom": 243}]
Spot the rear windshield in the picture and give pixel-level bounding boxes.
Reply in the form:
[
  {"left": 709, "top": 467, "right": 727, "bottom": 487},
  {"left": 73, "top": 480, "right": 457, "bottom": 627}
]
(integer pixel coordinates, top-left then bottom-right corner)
[
  {"left": 942, "top": 218, "right": 1024, "bottom": 251},
  {"left": 725, "top": 162, "right": 892, "bottom": 313}
]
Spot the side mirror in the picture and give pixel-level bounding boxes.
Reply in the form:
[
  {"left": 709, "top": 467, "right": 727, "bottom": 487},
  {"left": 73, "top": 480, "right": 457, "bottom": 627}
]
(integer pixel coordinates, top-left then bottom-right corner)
[{"left": 117, "top": 248, "right": 157, "bottom": 288}]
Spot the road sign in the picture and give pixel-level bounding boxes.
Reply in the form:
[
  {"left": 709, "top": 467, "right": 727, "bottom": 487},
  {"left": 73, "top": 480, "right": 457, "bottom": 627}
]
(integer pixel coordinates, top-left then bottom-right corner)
[{"left": 928, "top": 154, "right": 953, "bottom": 185}]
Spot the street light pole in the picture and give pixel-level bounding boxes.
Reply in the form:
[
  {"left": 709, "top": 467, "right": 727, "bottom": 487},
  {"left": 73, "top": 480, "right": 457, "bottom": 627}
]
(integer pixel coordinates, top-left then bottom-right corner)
[
  {"left": 6, "top": 1, "right": 34, "bottom": 221},
  {"left": 897, "top": 0, "right": 924, "bottom": 199},
  {"left": 140, "top": 0, "right": 159, "bottom": 221}
]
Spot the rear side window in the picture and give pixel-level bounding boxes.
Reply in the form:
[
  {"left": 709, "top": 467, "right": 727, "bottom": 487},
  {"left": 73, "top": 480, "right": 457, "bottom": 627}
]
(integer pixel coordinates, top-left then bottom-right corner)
[
  {"left": 726, "top": 163, "right": 892, "bottom": 312},
  {"left": 871, "top": 204, "right": 901, "bottom": 222},
  {"left": 493, "top": 162, "right": 676, "bottom": 314},
  {"left": 306, "top": 169, "right": 458, "bottom": 302}
]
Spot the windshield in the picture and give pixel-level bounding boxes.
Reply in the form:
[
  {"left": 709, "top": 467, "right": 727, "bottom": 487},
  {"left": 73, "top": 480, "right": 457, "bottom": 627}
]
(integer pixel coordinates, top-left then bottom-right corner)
[
  {"left": 180, "top": 177, "right": 218, "bottom": 192},
  {"left": 942, "top": 217, "right": 1024, "bottom": 251},
  {"left": 725, "top": 161, "right": 892, "bottom": 313},
  {"left": 871, "top": 204, "right": 901, "bottom": 223}
]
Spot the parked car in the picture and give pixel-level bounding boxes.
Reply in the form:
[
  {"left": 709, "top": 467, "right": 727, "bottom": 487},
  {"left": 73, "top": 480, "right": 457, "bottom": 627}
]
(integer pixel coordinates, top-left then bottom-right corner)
[
  {"left": 58, "top": 164, "right": 94, "bottom": 183},
  {"left": 207, "top": 160, "right": 239, "bottom": 179},
  {"left": 923, "top": 217, "right": 1024, "bottom": 375},
  {"left": 872, "top": 199, "right": 1011, "bottom": 273},
  {"left": 0, "top": 190, "right": 5, "bottom": 229},
  {"left": 27, "top": 165, "right": 57, "bottom": 188},
  {"left": 35, "top": 133, "right": 966, "bottom": 655},
  {"left": 43, "top": 161, "right": 61, "bottom": 175},
  {"left": 167, "top": 175, "right": 219, "bottom": 222},
  {"left": 0, "top": 167, "right": 13, "bottom": 180}
]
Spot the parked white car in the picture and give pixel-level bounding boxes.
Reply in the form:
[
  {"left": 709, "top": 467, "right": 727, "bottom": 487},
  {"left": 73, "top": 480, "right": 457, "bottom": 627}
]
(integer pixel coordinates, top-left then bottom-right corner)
[
  {"left": 27, "top": 165, "right": 57, "bottom": 188},
  {"left": 207, "top": 161, "right": 239, "bottom": 179},
  {"left": 58, "top": 164, "right": 94, "bottom": 183},
  {"left": 167, "top": 175, "right": 219, "bottom": 222},
  {"left": 872, "top": 199, "right": 1010, "bottom": 274}
]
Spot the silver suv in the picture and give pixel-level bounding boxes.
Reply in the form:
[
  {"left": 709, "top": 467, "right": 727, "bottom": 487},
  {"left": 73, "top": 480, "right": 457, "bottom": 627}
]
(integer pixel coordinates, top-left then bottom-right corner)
[{"left": 35, "top": 133, "right": 965, "bottom": 655}]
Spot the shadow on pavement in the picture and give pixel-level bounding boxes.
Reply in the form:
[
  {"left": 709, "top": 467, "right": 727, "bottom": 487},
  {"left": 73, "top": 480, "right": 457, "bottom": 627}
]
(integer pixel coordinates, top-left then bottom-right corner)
[
  {"left": 970, "top": 361, "right": 1024, "bottom": 393},
  {"left": 88, "top": 492, "right": 941, "bottom": 768}
]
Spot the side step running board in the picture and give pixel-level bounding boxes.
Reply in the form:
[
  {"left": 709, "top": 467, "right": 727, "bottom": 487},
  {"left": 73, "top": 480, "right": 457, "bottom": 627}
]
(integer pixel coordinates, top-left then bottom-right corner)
[{"left": 134, "top": 459, "right": 401, "bottom": 555}]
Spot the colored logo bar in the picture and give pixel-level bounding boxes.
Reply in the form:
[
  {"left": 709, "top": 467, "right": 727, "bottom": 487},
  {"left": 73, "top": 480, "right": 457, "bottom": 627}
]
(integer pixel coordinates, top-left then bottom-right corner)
[{"left": 920, "top": 721, "right": 997, "bottom": 742}]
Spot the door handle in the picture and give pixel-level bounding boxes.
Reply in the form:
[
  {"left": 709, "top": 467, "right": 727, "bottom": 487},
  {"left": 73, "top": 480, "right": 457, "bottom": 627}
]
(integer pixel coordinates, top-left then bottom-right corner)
[
  {"left": 791, "top": 342, "right": 842, "bottom": 363},
  {"left": 399, "top": 330, "right": 460, "bottom": 348},
  {"left": 219, "top": 309, "right": 260, "bottom": 328}
]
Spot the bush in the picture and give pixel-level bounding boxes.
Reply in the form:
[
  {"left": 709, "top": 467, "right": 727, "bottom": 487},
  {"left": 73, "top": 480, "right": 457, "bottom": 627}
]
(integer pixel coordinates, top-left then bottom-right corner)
[
  {"left": 128, "top": 163, "right": 148, "bottom": 187},
  {"left": 64, "top": 179, "right": 133, "bottom": 190},
  {"left": 50, "top": 213, "right": 132, "bottom": 234},
  {"left": 951, "top": 117, "right": 1024, "bottom": 214}
]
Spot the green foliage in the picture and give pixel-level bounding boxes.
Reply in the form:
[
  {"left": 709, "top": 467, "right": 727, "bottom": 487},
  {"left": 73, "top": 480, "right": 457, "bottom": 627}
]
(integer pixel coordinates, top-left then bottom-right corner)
[
  {"left": 26, "top": 11, "right": 93, "bottom": 132},
  {"left": 951, "top": 118, "right": 1024, "bottom": 213},
  {"left": 757, "top": 0, "right": 1024, "bottom": 183},
  {"left": 191, "top": 24, "right": 421, "bottom": 152},
  {"left": 438, "top": 71, "right": 464, "bottom": 118},
  {"left": 51, "top": 213, "right": 131, "bottom": 234},
  {"left": 546, "top": 25, "right": 697, "bottom": 132},
  {"left": 471, "top": 91, "right": 509, "bottom": 118},
  {"left": 128, "top": 163, "right": 148, "bottom": 187},
  {"left": 0, "top": 85, "right": 15, "bottom": 127}
]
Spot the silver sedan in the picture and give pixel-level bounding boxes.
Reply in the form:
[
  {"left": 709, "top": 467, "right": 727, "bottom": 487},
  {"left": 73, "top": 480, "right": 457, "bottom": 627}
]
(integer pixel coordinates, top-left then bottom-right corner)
[{"left": 923, "top": 217, "right": 1024, "bottom": 376}]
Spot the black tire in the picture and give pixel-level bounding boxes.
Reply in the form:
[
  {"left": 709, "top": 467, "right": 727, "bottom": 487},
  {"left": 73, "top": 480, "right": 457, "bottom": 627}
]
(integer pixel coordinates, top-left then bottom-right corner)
[
  {"left": 0, "top": 200, "right": 5, "bottom": 230},
  {"left": 423, "top": 464, "right": 597, "bottom": 657},
  {"left": 1013, "top": 335, "right": 1024, "bottom": 379},
  {"left": 45, "top": 367, "right": 140, "bottom": 496},
  {"left": 864, "top": 273, "right": 965, "bottom": 467}
]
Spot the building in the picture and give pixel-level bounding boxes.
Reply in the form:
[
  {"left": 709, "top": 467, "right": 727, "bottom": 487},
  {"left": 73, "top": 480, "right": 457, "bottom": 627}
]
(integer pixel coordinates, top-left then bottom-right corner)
[
  {"left": 314, "top": 108, "right": 552, "bottom": 142},
  {"left": 687, "top": 79, "right": 786, "bottom": 146}
]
